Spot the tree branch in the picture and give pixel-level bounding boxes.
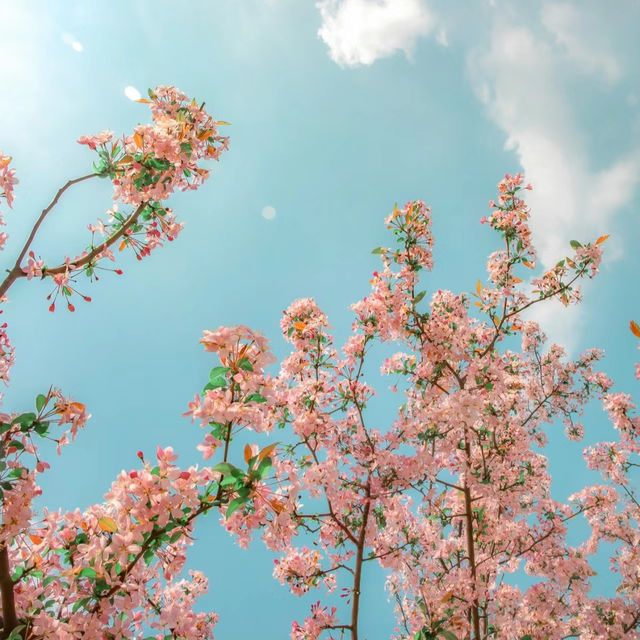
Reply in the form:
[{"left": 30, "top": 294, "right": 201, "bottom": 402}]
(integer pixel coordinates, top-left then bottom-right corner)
[{"left": 0, "top": 173, "right": 96, "bottom": 299}]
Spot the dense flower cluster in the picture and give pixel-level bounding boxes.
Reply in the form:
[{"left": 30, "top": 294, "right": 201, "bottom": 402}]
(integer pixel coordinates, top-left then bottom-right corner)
[
  {"left": 186, "top": 175, "right": 638, "bottom": 640},
  {"left": 0, "top": 151, "right": 17, "bottom": 253},
  {"left": 80, "top": 85, "right": 228, "bottom": 205},
  {"left": 0, "top": 86, "right": 229, "bottom": 639},
  {"left": 8, "top": 448, "right": 218, "bottom": 638},
  {"left": 0, "top": 86, "right": 229, "bottom": 311},
  {"left": 2, "top": 132, "right": 637, "bottom": 640}
]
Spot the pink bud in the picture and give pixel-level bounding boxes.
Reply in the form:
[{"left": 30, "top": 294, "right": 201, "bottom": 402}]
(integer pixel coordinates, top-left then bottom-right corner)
[{"left": 49, "top": 302, "right": 55, "bottom": 313}]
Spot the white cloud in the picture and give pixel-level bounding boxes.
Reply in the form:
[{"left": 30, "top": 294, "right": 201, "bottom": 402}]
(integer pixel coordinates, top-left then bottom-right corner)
[
  {"left": 314, "top": 1, "right": 639, "bottom": 347},
  {"left": 472, "top": 24, "right": 639, "bottom": 265},
  {"left": 471, "top": 21, "right": 639, "bottom": 348},
  {"left": 541, "top": 3, "right": 621, "bottom": 84},
  {"left": 124, "top": 85, "right": 142, "bottom": 101},
  {"left": 261, "top": 205, "right": 277, "bottom": 220},
  {"left": 317, "top": 0, "right": 435, "bottom": 67}
]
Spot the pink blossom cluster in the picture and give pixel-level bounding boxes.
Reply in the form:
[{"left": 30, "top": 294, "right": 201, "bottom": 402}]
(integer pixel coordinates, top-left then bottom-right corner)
[
  {"left": 290, "top": 602, "right": 338, "bottom": 640},
  {"left": 273, "top": 547, "right": 327, "bottom": 595},
  {"left": 0, "top": 390, "right": 90, "bottom": 545},
  {"left": 0, "top": 85, "right": 230, "bottom": 639},
  {"left": 0, "top": 152, "right": 17, "bottom": 251},
  {"left": 184, "top": 174, "right": 640, "bottom": 639},
  {"left": 8, "top": 447, "right": 218, "bottom": 638},
  {"left": 8, "top": 86, "right": 229, "bottom": 313},
  {"left": 79, "top": 86, "right": 228, "bottom": 206}
]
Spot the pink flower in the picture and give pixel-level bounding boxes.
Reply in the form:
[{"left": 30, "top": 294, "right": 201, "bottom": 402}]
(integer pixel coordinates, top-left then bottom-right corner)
[{"left": 76, "top": 130, "right": 113, "bottom": 150}]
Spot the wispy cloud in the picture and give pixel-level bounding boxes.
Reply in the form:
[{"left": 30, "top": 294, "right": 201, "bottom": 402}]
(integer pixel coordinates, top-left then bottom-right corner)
[
  {"left": 317, "top": 0, "right": 436, "bottom": 67},
  {"left": 470, "top": 14, "right": 639, "bottom": 348},
  {"left": 471, "top": 21, "right": 639, "bottom": 267},
  {"left": 541, "top": 3, "right": 621, "bottom": 84},
  {"left": 316, "top": 0, "right": 640, "bottom": 349}
]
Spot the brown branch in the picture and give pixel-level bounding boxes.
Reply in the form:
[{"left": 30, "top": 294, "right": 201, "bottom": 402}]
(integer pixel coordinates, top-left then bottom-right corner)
[
  {"left": 0, "top": 543, "right": 18, "bottom": 639},
  {"left": 89, "top": 498, "right": 218, "bottom": 616},
  {"left": 44, "top": 202, "right": 146, "bottom": 276},
  {"left": 0, "top": 173, "right": 96, "bottom": 299},
  {"left": 463, "top": 436, "right": 481, "bottom": 640},
  {"left": 350, "top": 478, "right": 371, "bottom": 640}
]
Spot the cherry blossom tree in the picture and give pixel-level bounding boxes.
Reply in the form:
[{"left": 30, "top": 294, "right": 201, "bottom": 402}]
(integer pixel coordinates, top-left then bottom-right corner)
[
  {"left": 185, "top": 175, "right": 639, "bottom": 640},
  {"left": 0, "top": 86, "right": 255, "bottom": 639},
  {"left": 1, "top": 88, "right": 638, "bottom": 640}
]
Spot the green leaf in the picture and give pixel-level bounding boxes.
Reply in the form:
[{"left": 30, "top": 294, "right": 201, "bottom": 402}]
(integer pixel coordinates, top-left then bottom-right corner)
[
  {"left": 569, "top": 240, "right": 582, "bottom": 249},
  {"left": 143, "top": 548, "right": 155, "bottom": 565},
  {"left": 7, "top": 625, "right": 26, "bottom": 640},
  {"left": 13, "top": 413, "right": 36, "bottom": 429},
  {"left": 35, "top": 394, "right": 47, "bottom": 412},
  {"left": 78, "top": 567, "right": 97, "bottom": 579},
  {"left": 226, "top": 497, "right": 245, "bottom": 518},
  {"left": 207, "top": 366, "right": 229, "bottom": 390},
  {"left": 71, "top": 597, "right": 92, "bottom": 613},
  {"left": 256, "top": 457, "right": 273, "bottom": 479},
  {"left": 11, "top": 566, "right": 24, "bottom": 581},
  {"left": 413, "top": 290, "right": 426, "bottom": 304},
  {"left": 212, "top": 462, "right": 240, "bottom": 476},
  {"left": 237, "top": 357, "right": 253, "bottom": 372},
  {"left": 244, "top": 393, "right": 267, "bottom": 404},
  {"left": 371, "top": 247, "right": 386, "bottom": 255},
  {"left": 33, "top": 421, "right": 49, "bottom": 436},
  {"left": 440, "top": 631, "right": 458, "bottom": 640}
]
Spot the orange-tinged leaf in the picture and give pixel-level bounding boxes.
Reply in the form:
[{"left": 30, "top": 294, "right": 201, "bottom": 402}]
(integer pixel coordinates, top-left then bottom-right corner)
[
  {"left": 521, "top": 259, "right": 534, "bottom": 269},
  {"left": 293, "top": 321, "right": 307, "bottom": 332},
  {"left": 474, "top": 301, "right": 482, "bottom": 308},
  {"left": 630, "top": 320, "right": 640, "bottom": 338},
  {"left": 117, "top": 155, "right": 134, "bottom": 166},
  {"left": 135, "top": 98, "right": 151, "bottom": 104},
  {"left": 269, "top": 499, "right": 285, "bottom": 514},
  {"left": 133, "top": 132, "right": 144, "bottom": 149},
  {"left": 476, "top": 279, "right": 482, "bottom": 295},
  {"left": 119, "top": 240, "right": 127, "bottom": 252},
  {"left": 197, "top": 129, "right": 213, "bottom": 141},
  {"left": 258, "top": 443, "right": 277, "bottom": 462},
  {"left": 29, "top": 534, "right": 43, "bottom": 545},
  {"left": 596, "top": 234, "right": 610, "bottom": 245},
  {"left": 215, "top": 120, "right": 231, "bottom": 126},
  {"left": 511, "top": 277, "right": 523, "bottom": 284},
  {"left": 244, "top": 444, "right": 252, "bottom": 464},
  {"left": 98, "top": 516, "right": 118, "bottom": 533}
]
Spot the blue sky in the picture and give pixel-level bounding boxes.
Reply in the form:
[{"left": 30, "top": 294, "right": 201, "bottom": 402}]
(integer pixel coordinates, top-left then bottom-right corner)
[{"left": 0, "top": 1, "right": 639, "bottom": 637}]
